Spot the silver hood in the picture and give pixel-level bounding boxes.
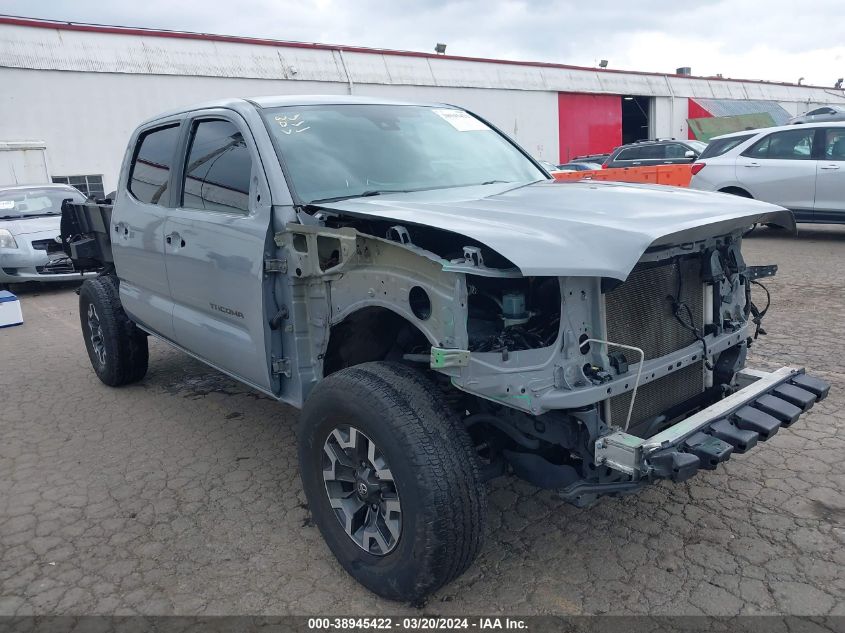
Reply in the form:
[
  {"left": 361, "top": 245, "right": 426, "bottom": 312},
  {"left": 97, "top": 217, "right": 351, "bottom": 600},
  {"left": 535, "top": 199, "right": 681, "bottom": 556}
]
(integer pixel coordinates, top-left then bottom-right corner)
[{"left": 320, "top": 180, "right": 793, "bottom": 280}]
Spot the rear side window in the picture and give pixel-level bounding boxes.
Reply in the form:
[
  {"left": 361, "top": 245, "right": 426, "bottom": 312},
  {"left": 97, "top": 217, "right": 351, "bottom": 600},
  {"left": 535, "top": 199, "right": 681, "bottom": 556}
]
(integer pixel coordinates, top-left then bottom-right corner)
[
  {"left": 699, "top": 134, "right": 753, "bottom": 159},
  {"left": 614, "top": 147, "right": 643, "bottom": 161},
  {"left": 744, "top": 129, "right": 814, "bottom": 160},
  {"left": 182, "top": 119, "right": 252, "bottom": 214},
  {"left": 128, "top": 124, "right": 180, "bottom": 205}
]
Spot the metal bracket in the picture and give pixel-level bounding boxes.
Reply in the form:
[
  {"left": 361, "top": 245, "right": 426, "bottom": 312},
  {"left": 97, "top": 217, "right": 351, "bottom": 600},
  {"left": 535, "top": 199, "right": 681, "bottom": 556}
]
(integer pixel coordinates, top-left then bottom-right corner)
[
  {"left": 271, "top": 357, "right": 291, "bottom": 377},
  {"left": 594, "top": 433, "right": 642, "bottom": 476},
  {"left": 430, "top": 347, "right": 471, "bottom": 369},
  {"left": 264, "top": 258, "right": 288, "bottom": 274},
  {"left": 386, "top": 225, "right": 412, "bottom": 245},
  {"left": 462, "top": 246, "right": 484, "bottom": 267},
  {"left": 744, "top": 264, "right": 778, "bottom": 281}
]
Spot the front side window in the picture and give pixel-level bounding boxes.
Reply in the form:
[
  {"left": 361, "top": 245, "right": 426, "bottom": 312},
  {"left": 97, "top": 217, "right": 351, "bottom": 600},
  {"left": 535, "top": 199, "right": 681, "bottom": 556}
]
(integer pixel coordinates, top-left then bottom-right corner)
[
  {"left": 632, "top": 144, "right": 665, "bottom": 160},
  {"left": 664, "top": 144, "right": 689, "bottom": 159},
  {"left": 128, "top": 124, "right": 180, "bottom": 205},
  {"left": 182, "top": 119, "right": 252, "bottom": 214},
  {"left": 823, "top": 128, "right": 845, "bottom": 160},
  {"left": 744, "top": 129, "right": 815, "bottom": 160},
  {"left": 261, "top": 104, "right": 545, "bottom": 204}
]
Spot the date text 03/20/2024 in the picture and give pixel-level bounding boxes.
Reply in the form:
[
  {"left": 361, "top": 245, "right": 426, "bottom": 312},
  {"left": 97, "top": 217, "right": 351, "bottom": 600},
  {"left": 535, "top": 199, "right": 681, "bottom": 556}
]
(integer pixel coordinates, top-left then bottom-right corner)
[{"left": 307, "top": 617, "right": 527, "bottom": 630}]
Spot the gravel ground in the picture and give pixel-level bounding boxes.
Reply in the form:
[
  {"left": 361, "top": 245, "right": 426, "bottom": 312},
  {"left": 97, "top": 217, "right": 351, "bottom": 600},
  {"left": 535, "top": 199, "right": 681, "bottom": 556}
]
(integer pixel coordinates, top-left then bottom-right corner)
[{"left": 1, "top": 224, "right": 843, "bottom": 616}]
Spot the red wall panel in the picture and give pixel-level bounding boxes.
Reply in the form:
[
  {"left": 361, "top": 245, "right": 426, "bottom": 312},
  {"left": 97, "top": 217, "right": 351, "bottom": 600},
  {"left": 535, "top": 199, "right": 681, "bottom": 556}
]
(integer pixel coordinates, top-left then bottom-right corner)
[
  {"left": 687, "top": 98, "right": 713, "bottom": 139},
  {"left": 557, "top": 93, "right": 622, "bottom": 162}
]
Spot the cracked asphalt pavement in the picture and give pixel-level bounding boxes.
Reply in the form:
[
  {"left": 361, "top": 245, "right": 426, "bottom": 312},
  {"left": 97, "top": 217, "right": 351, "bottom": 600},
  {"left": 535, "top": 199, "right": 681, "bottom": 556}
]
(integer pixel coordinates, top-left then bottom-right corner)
[{"left": 1, "top": 224, "right": 843, "bottom": 616}]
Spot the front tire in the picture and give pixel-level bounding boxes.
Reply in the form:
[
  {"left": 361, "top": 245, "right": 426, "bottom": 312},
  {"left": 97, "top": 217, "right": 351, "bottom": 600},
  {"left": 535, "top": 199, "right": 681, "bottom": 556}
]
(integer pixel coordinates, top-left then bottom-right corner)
[
  {"left": 299, "top": 362, "right": 486, "bottom": 601},
  {"left": 79, "top": 276, "right": 148, "bottom": 386}
]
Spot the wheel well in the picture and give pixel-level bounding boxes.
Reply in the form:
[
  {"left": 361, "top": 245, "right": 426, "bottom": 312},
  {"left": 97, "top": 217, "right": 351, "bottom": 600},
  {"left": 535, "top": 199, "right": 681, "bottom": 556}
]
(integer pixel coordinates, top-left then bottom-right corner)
[
  {"left": 323, "top": 307, "right": 431, "bottom": 377},
  {"left": 719, "top": 186, "right": 753, "bottom": 198}
]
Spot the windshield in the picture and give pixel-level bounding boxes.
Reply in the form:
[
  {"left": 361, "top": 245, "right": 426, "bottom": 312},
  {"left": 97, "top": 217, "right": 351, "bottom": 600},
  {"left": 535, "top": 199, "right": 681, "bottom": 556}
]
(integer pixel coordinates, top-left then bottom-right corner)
[
  {"left": 0, "top": 187, "right": 86, "bottom": 219},
  {"left": 262, "top": 104, "right": 546, "bottom": 204},
  {"left": 686, "top": 140, "right": 708, "bottom": 153}
]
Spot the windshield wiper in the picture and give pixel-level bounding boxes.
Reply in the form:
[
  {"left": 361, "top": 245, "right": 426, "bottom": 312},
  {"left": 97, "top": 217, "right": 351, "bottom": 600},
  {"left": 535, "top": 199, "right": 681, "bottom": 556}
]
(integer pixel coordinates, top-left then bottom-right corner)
[
  {"left": 0, "top": 212, "right": 58, "bottom": 219},
  {"left": 307, "top": 189, "right": 413, "bottom": 205}
]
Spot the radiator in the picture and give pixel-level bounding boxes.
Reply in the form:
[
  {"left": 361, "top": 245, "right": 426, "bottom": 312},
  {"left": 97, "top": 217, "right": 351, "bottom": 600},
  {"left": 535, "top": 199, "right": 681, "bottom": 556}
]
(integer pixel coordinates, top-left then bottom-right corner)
[
  {"left": 604, "top": 258, "right": 706, "bottom": 429},
  {"left": 608, "top": 361, "right": 705, "bottom": 430}
]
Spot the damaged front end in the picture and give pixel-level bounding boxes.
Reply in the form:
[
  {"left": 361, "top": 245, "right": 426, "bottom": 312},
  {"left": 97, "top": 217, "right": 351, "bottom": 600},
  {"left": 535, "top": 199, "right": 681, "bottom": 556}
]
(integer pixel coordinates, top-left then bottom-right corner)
[
  {"left": 427, "top": 230, "right": 828, "bottom": 506},
  {"left": 280, "top": 184, "right": 827, "bottom": 507}
]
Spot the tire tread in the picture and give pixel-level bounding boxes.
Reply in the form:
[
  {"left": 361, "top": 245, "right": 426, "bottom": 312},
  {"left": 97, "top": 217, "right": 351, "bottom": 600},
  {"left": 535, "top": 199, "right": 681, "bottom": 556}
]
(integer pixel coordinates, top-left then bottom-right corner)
[
  {"left": 300, "top": 361, "right": 486, "bottom": 600},
  {"left": 79, "top": 275, "right": 148, "bottom": 386}
]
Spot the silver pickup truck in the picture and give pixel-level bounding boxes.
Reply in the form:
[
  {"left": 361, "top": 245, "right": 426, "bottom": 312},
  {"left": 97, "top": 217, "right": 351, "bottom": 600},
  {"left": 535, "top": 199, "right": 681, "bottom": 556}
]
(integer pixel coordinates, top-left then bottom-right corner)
[{"left": 61, "top": 95, "right": 829, "bottom": 601}]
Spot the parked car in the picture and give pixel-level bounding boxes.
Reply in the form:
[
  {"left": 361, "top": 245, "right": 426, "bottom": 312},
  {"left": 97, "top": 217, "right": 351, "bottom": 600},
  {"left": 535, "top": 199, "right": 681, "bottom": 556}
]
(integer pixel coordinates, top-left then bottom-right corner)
[
  {"left": 604, "top": 139, "right": 707, "bottom": 169},
  {"left": 789, "top": 105, "right": 845, "bottom": 125},
  {"left": 689, "top": 122, "right": 845, "bottom": 224},
  {"left": 556, "top": 161, "right": 603, "bottom": 171},
  {"left": 61, "top": 96, "right": 827, "bottom": 601},
  {"left": 0, "top": 184, "right": 88, "bottom": 288}
]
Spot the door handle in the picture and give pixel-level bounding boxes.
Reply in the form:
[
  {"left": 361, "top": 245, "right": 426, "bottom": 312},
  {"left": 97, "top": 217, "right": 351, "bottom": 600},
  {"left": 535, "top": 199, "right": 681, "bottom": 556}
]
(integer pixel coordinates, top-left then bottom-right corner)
[
  {"left": 744, "top": 163, "right": 761, "bottom": 168},
  {"left": 820, "top": 164, "right": 841, "bottom": 170}
]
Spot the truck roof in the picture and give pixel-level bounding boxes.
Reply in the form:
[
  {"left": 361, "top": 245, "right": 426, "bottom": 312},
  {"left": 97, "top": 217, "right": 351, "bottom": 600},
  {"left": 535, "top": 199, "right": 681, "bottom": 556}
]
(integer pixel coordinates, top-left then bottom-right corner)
[{"left": 140, "top": 94, "right": 444, "bottom": 126}]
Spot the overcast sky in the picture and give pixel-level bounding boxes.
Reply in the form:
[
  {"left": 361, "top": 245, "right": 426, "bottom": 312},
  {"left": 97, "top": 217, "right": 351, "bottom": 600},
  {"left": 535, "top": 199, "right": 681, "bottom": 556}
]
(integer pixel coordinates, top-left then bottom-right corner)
[{"left": 4, "top": 0, "right": 844, "bottom": 87}]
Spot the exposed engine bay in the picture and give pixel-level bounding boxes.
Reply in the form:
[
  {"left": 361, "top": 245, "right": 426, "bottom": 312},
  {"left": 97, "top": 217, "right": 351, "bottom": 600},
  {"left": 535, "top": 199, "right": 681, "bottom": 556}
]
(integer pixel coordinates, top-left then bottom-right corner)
[
  {"left": 466, "top": 276, "right": 561, "bottom": 352},
  {"left": 275, "top": 197, "right": 816, "bottom": 508}
]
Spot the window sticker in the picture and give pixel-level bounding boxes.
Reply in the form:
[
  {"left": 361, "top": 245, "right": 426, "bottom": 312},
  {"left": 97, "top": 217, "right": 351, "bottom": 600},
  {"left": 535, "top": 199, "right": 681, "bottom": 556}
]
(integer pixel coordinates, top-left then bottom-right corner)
[
  {"left": 275, "top": 114, "right": 310, "bottom": 135},
  {"left": 432, "top": 108, "right": 489, "bottom": 131},
  {"left": 0, "top": 200, "right": 14, "bottom": 209}
]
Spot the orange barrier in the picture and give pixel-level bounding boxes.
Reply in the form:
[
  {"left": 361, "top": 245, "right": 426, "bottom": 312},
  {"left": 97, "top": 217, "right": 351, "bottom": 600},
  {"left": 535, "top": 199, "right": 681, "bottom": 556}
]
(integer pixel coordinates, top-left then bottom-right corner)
[{"left": 552, "top": 164, "right": 693, "bottom": 188}]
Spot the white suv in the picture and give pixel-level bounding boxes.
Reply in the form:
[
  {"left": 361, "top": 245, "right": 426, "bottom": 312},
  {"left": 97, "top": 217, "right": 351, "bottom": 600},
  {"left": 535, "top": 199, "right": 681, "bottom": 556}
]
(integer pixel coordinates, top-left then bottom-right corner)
[{"left": 689, "top": 122, "right": 845, "bottom": 224}]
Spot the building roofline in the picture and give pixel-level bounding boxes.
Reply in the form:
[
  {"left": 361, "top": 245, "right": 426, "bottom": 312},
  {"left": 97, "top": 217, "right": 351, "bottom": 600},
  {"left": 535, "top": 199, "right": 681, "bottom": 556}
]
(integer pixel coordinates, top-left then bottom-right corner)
[{"left": 0, "top": 14, "right": 837, "bottom": 91}]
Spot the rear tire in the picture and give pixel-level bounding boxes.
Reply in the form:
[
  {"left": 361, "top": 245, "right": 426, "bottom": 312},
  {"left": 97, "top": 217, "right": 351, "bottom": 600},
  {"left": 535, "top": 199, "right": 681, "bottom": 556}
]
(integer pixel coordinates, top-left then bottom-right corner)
[
  {"left": 79, "top": 276, "right": 148, "bottom": 386},
  {"left": 299, "top": 361, "right": 486, "bottom": 601}
]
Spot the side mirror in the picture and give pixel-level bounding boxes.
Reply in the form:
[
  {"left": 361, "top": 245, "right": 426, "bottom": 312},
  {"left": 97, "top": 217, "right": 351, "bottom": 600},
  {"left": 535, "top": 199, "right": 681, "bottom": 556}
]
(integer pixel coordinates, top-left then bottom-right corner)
[{"left": 684, "top": 150, "right": 696, "bottom": 158}]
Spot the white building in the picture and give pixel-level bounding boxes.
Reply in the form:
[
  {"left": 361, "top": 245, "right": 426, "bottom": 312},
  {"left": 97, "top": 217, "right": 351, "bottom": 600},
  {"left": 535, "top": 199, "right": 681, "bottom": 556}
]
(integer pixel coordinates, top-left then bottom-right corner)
[{"left": 1, "top": 15, "right": 844, "bottom": 193}]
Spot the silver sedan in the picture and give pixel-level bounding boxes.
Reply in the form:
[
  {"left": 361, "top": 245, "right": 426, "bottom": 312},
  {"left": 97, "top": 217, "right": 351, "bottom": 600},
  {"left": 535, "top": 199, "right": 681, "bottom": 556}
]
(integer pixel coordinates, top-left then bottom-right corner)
[
  {"left": 0, "top": 184, "right": 90, "bottom": 287},
  {"left": 789, "top": 105, "right": 845, "bottom": 124}
]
